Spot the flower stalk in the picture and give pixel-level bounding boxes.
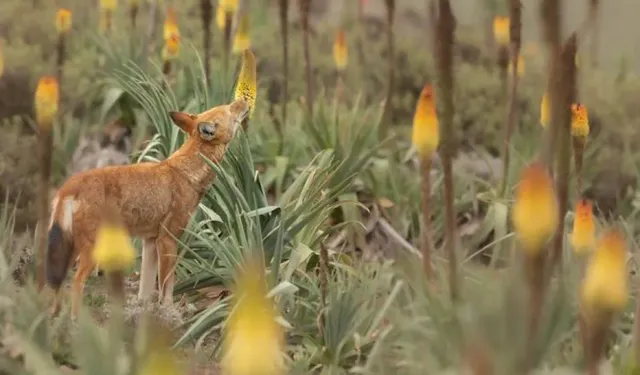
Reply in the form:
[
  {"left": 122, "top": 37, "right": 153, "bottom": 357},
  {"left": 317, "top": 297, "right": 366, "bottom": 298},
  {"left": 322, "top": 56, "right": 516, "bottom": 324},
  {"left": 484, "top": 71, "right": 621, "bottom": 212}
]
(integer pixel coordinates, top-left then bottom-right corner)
[
  {"left": 497, "top": 0, "right": 521, "bottom": 197},
  {"left": 34, "top": 76, "right": 59, "bottom": 291},
  {"left": 412, "top": 84, "right": 439, "bottom": 280},
  {"left": 571, "top": 103, "right": 589, "bottom": 194},
  {"left": 434, "top": 0, "right": 458, "bottom": 302},
  {"left": 549, "top": 34, "right": 578, "bottom": 271},
  {"left": 299, "top": 0, "right": 313, "bottom": 116},
  {"left": 128, "top": 0, "right": 139, "bottom": 29},
  {"left": 380, "top": 0, "right": 396, "bottom": 138},
  {"left": 332, "top": 28, "right": 348, "bottom": 104},
  {"left": 200, "top": 0, "right": 213, "bottom": 84},
  {"left": 54, "top": 9, "right": 71, "bottom": 101},
  {"left": 278, "top": 0, "right": 290, "bottom": 128}
]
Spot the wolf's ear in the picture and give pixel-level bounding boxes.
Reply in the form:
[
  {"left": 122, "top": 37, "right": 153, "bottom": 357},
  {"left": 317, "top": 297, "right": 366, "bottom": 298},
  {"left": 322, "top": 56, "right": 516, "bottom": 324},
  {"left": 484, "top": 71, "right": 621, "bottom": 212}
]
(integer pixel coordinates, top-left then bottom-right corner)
[
  {"left": 229, "top": 99, "right": 249, "bottom": 120},
  {"left": 169, "top": 111, "right": 197, "bottom": 134}
]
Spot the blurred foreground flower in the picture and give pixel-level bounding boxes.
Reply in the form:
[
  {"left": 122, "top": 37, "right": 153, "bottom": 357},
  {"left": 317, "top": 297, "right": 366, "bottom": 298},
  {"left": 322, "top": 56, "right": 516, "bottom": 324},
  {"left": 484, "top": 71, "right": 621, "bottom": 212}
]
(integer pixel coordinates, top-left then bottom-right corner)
[
  {"left": 162, "top": 33, "right": 181, "bottom": 62},
  {"left": 138, "top": 319, "right": 183, "bottom": 375},
  {"left": 219, "top": 0, "right": 239, "bottom": 13},
  {"left": 512, "top": 162, "right": 559, "bottom": 254},
  {"left": 34, "top": 76, "right": 60, "bottom": 129},
  {"left": 92, "top": 213, "right": 135, "bottom": 273},
  {"left": 100, "top": 0, "right": 118, "bottom": 10},
  {"left": 332, "top": 29, "right": 348, "bottom": 72},
  {"left": 412, "top": 84, "right": 439, "bottom": 159},
  {"left": 233, "top": 13, "right": 251, "bottom": 54},
  {"left": 234, "top": 49, "right": 257, "bottom": 118},
  {"left": 581, "top": 229, "right": 628, "bottom": 312},
  {"left": 222, "top": 260, "right": 285, "bottom": 375},
  {"left": 540, "top": 92, "right": 549, "bottom": 128},
  {"left": 493, "top": 16, "right": 510, "bottom": 47},
  {"left": 55, "top": 8, "right": 72, "bottom": 34},
  {"left": 571, "top": 199, "right": 596, "bottom": 254},
  {"left": 507, "top": 54, "right": 525, "bottom": 77},
  {"left": 163, "top": 7, "right": 180, "bottom": 41},
  {"left": 216, "top": 4, "right": 228, "bottom": 30},
  {"left": 571, "top": 103, "right": 590, "bottom": 137}
]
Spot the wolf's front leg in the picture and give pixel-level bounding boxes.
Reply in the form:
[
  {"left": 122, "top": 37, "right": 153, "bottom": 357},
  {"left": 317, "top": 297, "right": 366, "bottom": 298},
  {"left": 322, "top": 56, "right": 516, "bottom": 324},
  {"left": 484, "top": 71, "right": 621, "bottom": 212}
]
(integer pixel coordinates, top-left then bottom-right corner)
[{"left": 138, "top": 237, "right": 158, "bottom": 301}]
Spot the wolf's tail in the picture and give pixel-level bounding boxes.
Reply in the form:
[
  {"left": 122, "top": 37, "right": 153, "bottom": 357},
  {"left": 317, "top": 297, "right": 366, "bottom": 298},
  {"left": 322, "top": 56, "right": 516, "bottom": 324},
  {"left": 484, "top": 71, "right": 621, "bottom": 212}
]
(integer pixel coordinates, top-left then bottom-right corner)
[{"left": 46, "top": 198, "right": 74, "bottom": 290}]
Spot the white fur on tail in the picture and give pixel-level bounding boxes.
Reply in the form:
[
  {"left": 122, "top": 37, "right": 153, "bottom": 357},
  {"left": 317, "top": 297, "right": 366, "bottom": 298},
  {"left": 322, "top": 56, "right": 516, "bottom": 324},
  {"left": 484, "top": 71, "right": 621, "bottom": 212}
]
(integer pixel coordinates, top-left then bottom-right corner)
[{"left": 50, "top": 196, "right": 76, "bottom": 234}]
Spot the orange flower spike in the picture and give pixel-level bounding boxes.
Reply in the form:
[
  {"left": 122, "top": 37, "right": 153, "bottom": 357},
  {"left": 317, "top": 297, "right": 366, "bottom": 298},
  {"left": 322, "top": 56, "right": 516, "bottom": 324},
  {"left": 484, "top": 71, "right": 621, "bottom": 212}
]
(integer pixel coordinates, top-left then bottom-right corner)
[
  {"left": 571, "top": 199, "right": 596, "bottom": 254},
  {"left": 540, "top": 92, "right": 550, "bottom": 128},
  {"left": 162, "top": 33, "right": 181, "bottom": 61},
  {"left": 571, "top": 103, "right": 589, "bottom": 138},
  {"left": 581, "top": 229, "right": 629, "bottom": 312},
  {"left": 163, "top": 7, "right": 180, "bottom": 41},
  {"left": 493, "top": 16, "right": 510, "bottom": 47},
  {"left": 412, "top": 84, "right": 440, "bottom": 159},
  {"left": 34, "top": 76, "right": 60, "bottom": 130},
  {"left": 333, "top": 29, "right": 348, "bottom": 72},
  {"left": 511, "top": 162, "right": 559, "bottom": 255},
  {"left": 55, "top": 8, "right": 72, "bottom": 34}
]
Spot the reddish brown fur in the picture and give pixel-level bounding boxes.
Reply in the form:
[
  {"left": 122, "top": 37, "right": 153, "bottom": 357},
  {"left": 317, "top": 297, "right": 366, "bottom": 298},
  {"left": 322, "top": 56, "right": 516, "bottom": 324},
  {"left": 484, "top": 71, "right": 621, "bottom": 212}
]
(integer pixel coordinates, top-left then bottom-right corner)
[{"left": 47, "top": 99, "right": 249, "bottom": 319}]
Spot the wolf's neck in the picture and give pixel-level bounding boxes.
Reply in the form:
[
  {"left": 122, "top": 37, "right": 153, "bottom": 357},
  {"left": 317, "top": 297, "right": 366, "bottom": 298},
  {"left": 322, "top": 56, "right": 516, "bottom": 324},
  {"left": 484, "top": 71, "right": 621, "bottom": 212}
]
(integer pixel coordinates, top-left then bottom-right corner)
[{"left": 165, "top": 141, "right": 225, "bottom": 193}]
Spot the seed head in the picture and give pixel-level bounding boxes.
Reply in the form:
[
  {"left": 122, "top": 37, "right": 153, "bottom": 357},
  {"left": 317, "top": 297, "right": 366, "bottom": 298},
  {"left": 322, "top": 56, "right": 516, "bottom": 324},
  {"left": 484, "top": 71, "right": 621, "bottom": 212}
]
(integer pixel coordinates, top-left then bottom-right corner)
[
  {"left": 512, "top": 162, "right": 559, "bottom": 254},
  {"left": 581, "top": 229, "right": 628, "bottom": 312},
  {"left": 332, "top": 29, "right": 348, "bottom": 72},
  {"left": 234, "top": 49, "right": 257, "bottom": 118},
  {"left": 571, "top": 199, "right": 596, "bottom": 254},
  {"left": 34, "top": 76, "right": 60, "bottom": 130},
  {"left": 411, "top": 84, "right": 439, "bottom": 159},
  {"left": 55, "top": 8, "right": 72, "bottom": 34}
]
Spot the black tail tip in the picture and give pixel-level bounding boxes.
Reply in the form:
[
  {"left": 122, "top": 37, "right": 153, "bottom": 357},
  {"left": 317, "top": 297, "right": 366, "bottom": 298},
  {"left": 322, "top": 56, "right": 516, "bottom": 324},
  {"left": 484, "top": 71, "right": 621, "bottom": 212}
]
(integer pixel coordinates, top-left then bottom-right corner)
[{"left": 46, "top": 223, "right": 72, "bottom": 289}]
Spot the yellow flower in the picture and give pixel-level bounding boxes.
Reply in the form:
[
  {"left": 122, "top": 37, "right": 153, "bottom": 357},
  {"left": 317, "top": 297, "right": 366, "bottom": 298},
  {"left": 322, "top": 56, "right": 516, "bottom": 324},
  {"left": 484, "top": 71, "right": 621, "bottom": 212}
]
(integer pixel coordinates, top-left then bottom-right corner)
[
  {"left": 507, "top": 54, "right": 525, "bottom": 77},
  {"left": 222, "top": 259, "right": 285, "bottom": 375},
  {"left": 138, "top": 320, "right": 183, "bottom": 375},
  {"left": 581, "top": 229, "right": 628, "bottom": 312},
  {"left": 219, "top": 0, "right": 239, "bottom": 14},
  {"left": 333, "top": 29, "right": 348, "bottom": 71},
  {"left": 234, "top": 49, "right": 257, "bottom": 118},
  {"left": 412, "top": 84, "right": 439, "bottom": 159},
  {"left": 540, "top": 92, "right": 549, "bottom": 128},
  {"left": 511, "top": 161, "right": 559, "bottom": 255},
  {"left": 34, "top": 76, "right": 60, "bottom": 129},
  {"left": 55, "top": 8, "right": 72, "bottom": 34},
  {"left": 571, "top": 199, "right": 596, "bottom": 254},
  {"left": 92, "top": 215, "right": 136, "bottom": 273},
  {"left": 163, "top": 7, "right": 180, "bottom": 41},
  {"left": 233, "top": 13, "right": 251, "bottom": 54},
  {"left": 571, "top": 103, "right": 589, "bottom": 137},
  {"left": 493, "top": 16, "right": 510, "bottom": 47},
  {"left": 216, "top": 4, "right": 227, "bottom": 31},
  {"left": 100, "top": 0, "right": 118, "bottom": 11},
  {"left": 162, "top": 33, "right": 181, "bottom": 61}
]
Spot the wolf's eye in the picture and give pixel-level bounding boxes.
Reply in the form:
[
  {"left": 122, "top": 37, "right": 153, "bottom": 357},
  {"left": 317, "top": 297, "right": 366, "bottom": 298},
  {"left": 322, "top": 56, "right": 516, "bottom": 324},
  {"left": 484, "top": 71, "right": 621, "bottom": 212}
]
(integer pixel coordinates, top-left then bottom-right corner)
[{"left": 198, "top": 122, "right": 217, "bottom": 141}]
